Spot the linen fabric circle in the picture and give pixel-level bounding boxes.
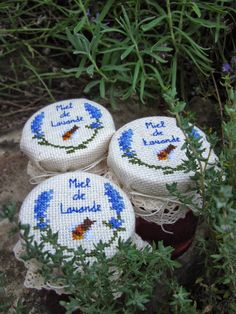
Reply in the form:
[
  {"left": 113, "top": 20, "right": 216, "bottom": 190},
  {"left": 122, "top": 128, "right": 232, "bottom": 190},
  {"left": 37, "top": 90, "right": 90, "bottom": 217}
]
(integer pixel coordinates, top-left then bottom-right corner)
[
  {"left": 20, "top": 99, "right": 115, "bottom": 172},
  {"left": 19, "top": 172, "right": 135, "bottom": 258},
  {"left": 107, "top": 116, "right": 216, "bottom": 196}
]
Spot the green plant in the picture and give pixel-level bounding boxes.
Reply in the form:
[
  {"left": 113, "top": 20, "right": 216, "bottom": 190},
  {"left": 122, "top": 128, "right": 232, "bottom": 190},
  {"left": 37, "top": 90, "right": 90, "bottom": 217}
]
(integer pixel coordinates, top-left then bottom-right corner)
[
  {"left": 0, "top": 1, "right": 235, "bottom": 106},
  {"left": 4, "top": 81, "right": 236, "bottom": 312},
  {"left": 65, "top": 0, "right": 235, "bottom": 104},
  {"left": 20, "top": 224, "right": 180, "bottom": 314},
  {"left": 163, "top": 76, "right": 236, "bottom": 313}
]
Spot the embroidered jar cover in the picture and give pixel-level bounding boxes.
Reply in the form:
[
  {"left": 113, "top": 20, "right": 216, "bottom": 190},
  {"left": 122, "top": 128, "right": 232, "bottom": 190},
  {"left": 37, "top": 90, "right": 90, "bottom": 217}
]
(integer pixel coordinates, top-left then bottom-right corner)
[
  {"left": 18, "top": 172, "right": 135, "bottom": 257},
  {"left": 14, "top": 172, "right": 148, "bottom": 292},
  {"left": 20, "top": 99, "right": 115, "bottom": 173},
  {"left": 107, "top": 116, "right": 217, "bottom": 225}
]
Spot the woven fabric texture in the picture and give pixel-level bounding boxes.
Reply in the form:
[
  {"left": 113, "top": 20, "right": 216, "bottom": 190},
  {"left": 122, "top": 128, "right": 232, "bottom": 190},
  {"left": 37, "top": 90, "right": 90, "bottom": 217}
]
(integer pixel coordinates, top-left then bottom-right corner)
[
  {"left": 107, "top": 116, "right": 216, "bottom": 196},
  {"left": 21, "top": 99, "right": 115, "bottom": 172},
  {"left": 19, "top": 172, "right": 135, "bottom": 258},
  {"left": 107, "top": 116, "right": 215, "bottom": 225}
]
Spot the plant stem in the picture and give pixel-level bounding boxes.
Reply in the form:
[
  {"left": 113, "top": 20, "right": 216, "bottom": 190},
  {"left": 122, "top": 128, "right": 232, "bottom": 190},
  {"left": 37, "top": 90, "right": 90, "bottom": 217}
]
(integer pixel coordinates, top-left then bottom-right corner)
[
  {"left": 166, "top": 0, "right": 177, "bottom": 51},
  {"left": 173, "top": 108, "right": 206, "bottom": 208}
]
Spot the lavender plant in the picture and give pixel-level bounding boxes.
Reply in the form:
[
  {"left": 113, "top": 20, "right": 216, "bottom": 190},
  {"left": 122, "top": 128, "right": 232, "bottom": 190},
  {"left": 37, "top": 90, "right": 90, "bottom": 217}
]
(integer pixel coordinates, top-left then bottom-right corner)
[
  {"left": 0, "top": 0, "right": 235, "bottom": 105},
  {"left": 65, "top": 0, "right": 235, "bottom": 104}
]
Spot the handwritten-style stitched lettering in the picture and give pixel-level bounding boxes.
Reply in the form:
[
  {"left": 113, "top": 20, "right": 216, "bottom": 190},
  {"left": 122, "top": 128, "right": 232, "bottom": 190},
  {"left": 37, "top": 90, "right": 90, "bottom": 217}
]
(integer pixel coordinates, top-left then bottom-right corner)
[{"left": 60, "top": 201, "right": 101, "bottom": 214}]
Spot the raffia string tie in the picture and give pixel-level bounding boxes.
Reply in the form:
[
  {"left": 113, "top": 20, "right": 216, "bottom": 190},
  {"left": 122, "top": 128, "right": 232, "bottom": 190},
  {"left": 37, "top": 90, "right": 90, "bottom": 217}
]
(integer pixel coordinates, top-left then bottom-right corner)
[{"left": 28, "top": 155, "right": 108, "bottom": 184}]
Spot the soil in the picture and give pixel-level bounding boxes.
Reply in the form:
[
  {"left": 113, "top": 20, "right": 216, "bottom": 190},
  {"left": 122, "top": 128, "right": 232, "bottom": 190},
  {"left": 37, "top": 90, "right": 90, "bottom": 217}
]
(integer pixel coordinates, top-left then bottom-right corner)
[{"left": 0, "top": 91, "right": 216, "bottom": 313}]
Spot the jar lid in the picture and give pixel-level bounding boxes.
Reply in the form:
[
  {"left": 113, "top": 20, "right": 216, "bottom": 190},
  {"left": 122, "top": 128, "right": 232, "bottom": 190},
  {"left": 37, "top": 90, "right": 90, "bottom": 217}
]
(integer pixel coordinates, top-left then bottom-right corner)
[
  {"left": 108, "top": 116, "right": 216, "bottom": 196},
  {"left": 20, "top": 99, "right": 115, "bottom": 172},
  {"left": 19, "top": 172, "right": 135, "bottom": 258}
]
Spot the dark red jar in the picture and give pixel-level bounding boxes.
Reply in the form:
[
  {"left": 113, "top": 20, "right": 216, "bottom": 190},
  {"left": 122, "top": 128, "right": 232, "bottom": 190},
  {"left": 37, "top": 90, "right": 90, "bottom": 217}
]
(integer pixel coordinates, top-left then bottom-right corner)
[{"left": 135, "top": 210, "right": 198, "bottom": 259}]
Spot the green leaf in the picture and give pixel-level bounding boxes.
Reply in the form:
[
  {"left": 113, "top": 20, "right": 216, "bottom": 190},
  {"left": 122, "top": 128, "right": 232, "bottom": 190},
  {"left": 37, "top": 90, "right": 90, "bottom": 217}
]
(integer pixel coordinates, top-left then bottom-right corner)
[
  {"left": 145, "top": 63, "right": 165, "bottom": 90},
  {"left": 75, "top": 57, "right": 87, "bottom": 78},
  {"left": 140, "top": 74, "right": 146, "bottom": 103},
  {"left": 97, "top": 0, "right": 115, "bottom": 23},
  {"left": 188, "top": 46, "right": 210, "bottom": 63},
  {"left": 186, "top": 13, "right": 227, "bottom": 29},
  {"left": 122, "top": 87, "right": 133, "bottom": 100},
  {"left": 174, "top": 27, "right": 209, "bottom": 51},
  {"left": 142, "top": 50, "right": 167, "bottom": 63},
  {"left": 172, "top": 101, "right": 186, "bottom": 113},
  {"left": 192, "top": 3, "right": 201, "bottom": 18},
  {"left": 84, "top": 80, "right": 100, "bottom": 93},
  {"left": 171, "top": 54, "right": 177, "bottom": 91},
  {"left": 101, "top": 47, "right": 127, "bottom": 54},
  {"left": 66, "top": 28, "right": 78, "bottom": 48},
  {"left": 141, "top": 15, "right": 166, "bottom": 32},
  {"left": 66, "top": 30, "right": 90, "bottom": 54},
  {"left": 86, "top": 64, "right": 95, "bottom": 77},
  {"left": 121, "top": 45, "right": 135, "bottom": 60},
  {"left": 181, "top": 45, "right": 211, "bottom": 74},
  {"left": 73, "top": 50, "right": 88, "bottom": 56},
  {"left": 101, "top": 27, "right": 126, "bottom": 36},
  {"left": 73, "top": 16, "right": 86, "bottom": 33},
  {"left": 132, "top": 61, "right": 140, "bottom": 91},
  {"left": 102, "top": 64, "right": 131, "bottom": 72},
  {"left": 99, "top": 79, "right": 105, "bottom": 98},
  {"left": 151, "top": 45, "right": 173, "bottom": 52}
]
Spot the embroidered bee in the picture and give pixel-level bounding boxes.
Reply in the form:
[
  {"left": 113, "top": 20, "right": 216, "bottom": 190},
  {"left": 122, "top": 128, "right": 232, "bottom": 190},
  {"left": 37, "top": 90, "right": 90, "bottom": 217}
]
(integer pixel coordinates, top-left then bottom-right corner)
[
  {"left": 157, "top": 144, "right": 177, "bottom": 161},
  {"left": 62, "top": 125, "right": 79, "bottom": 141},
  {"left": 72, "top": 217, "right": 96, "bottom": 240}
]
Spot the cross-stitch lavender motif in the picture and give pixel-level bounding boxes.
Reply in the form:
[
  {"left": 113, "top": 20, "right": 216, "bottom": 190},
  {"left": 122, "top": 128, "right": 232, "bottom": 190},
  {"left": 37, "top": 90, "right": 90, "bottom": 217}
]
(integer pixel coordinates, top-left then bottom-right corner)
[
  {"left": 31, "top": 102, "right": 104, "bottom": 153},
  {"left": 31, "top": 112, "right": 45, "bottom": 138},
  {"left": 104, "top": 183, "right": 126, "bottom": 232},
  {"left": 108, "top": 217, "right": 124, "bottom": 229},
  {"left": 118, "top": 129, "right": 136, "bottom": 157},
  {"left": 118, "top": 127, "right": 186, "bottom": 174},
  {"left": 84, "top": 103, "right": 102, "bottom": 119},
  {"left": 89, "top": 121, "right": 102, "bottom": 129},
  {"left": 104, "top": 183, "right": 125, "bottom": 214},
  {"left": 34, "top": 189, "right": 53, "bottom": 229}
]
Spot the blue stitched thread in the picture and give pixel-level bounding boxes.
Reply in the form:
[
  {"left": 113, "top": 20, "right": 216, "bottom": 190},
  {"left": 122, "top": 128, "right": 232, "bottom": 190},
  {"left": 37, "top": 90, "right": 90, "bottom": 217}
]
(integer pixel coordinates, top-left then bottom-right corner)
[
  {"left": 108, "top": 217, "right": 124, "bottom": 229},
  {"left": 84, "top": 103, "right": 102, "bottom": 119},
  {"left": 191, "top": 128, "right": 201, "bottom": 139},
  {"left": 89, "top": 121, "right": 102, "bottom": 129},
  {"left": 118, "top": 129, "right": 136, "bottom": 157},
  {"left": 104, "top": 183, "right": 125, "bottom": 215},
  {"left": 31, "top": 112, "right": 45, "bottom": 138},
  {"left": 34, "top": 189, "right": 53, "bottom": 229}
]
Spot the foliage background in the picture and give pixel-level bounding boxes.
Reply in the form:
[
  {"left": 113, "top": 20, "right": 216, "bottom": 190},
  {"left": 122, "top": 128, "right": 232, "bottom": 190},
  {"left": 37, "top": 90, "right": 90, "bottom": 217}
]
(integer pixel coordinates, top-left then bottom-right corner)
[{"left": 0, "top": 0, "right": 236, "bottom": 313}]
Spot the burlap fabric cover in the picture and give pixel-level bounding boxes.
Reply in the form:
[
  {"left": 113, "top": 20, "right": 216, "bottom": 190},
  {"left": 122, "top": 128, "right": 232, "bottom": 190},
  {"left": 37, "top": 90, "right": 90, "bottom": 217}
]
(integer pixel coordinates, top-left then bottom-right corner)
[
  {"left": 20, "top": 99, "right": 115, "bottom": 180},
  {"left": 107, "top": 116, "right": 216, "bottom": 226},
  {"left": 14, "top": 172, "right": 146, "bottom": 292}
]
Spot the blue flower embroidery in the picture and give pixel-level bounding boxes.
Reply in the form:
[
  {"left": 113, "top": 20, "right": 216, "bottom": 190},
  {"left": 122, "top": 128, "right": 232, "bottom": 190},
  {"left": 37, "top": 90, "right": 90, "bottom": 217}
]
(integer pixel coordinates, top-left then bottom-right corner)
[
  {"left": 34, "top": 189, "right": 53, "bottom": 229},
  {"left": 118, "top": 129, "right": 136, "bottom": 157},
  {"left": 108, "top": 217, "right": 124, "bottom": 229},
  {"left": 104, "top": 183, "right": 125, "bottom": 215},
  {"left": 84, "top": 103, "right": 102, "bottom": 119},
  {"left": 31, "top": 112, "right": 45, "bottom": 138},
  {"left": 191, "top": 128, "right": 201, "bottom": 139},
  {"left": 90, "top": 121, "right": 103, "bottom": 129}
]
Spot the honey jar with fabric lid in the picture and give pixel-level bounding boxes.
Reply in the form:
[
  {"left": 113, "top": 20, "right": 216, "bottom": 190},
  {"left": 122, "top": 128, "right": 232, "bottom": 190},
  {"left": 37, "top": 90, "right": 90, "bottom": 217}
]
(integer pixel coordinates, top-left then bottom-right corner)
[
  {"left": 20, "top": 99, "right": 116, "bottom": 183},
  {"left": 107, "top": 116, "right": 216, "bottom": 258}
]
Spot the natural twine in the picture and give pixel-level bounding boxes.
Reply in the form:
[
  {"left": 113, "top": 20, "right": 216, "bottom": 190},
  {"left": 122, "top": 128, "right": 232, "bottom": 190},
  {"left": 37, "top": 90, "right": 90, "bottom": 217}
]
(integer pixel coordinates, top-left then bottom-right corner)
[{"left": 28, "top": 155, "right": 108, "bottom": 184}]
